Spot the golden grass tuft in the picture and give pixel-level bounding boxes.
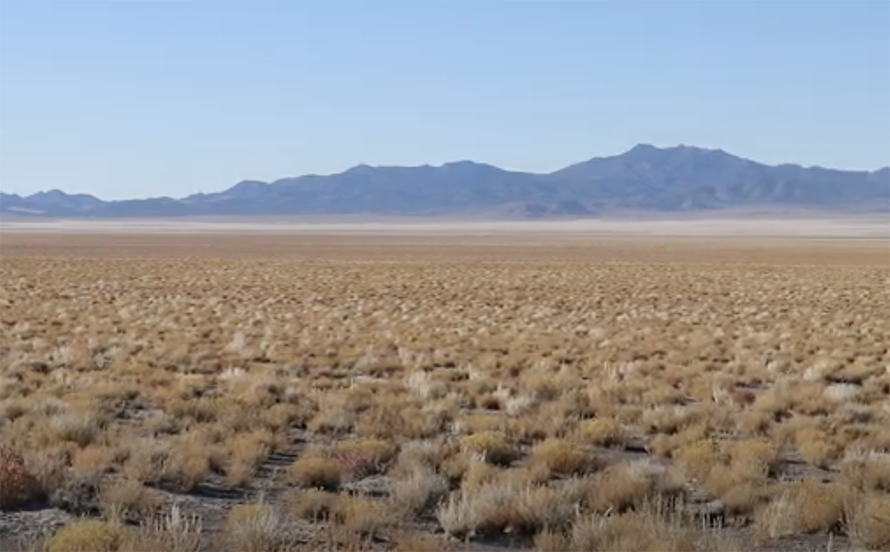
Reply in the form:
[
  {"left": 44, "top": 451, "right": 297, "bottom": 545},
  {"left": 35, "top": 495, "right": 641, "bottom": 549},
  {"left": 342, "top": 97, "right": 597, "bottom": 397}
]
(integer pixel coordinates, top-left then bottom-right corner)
[
  {"left": 526, "top": 438, "right": 598, "bottom": 478},
  {"left": 99, "top": 477, "right": 162, "bottom": 520},
  {"left": 390, "top": 466, "right": 449, "bottom": 518},
  {"left": 332, "top": 438, "right": 398, "bottom": 478},
  {"left": 287, "top": 449, "right": 342, "bottom": 490},
  {"left": 46, "top": 520, "right": 125, "bottom": 552},
  {"left": 569, "top": 502, "right": 744, "bottom": 552},
  {"left": 459, "top": 431, "right": 517, "bottom": 466},
  {"left": 224, "top": 503, "right": 289, "bottom": 552},
  {"left": 287, "top": 488, "right": 336, "bottom": 522},
  {"left": 844, "top": 492, "right": 890, "bottom": 550},
  {"left": 574, "top": 417, "right": 625, "bottom": 447},
  {"left": 333, "top": 495, "right": 395, "bottom": 539},
  {"left": 754, "top": 480, "right": 850, "bottom": 540}
]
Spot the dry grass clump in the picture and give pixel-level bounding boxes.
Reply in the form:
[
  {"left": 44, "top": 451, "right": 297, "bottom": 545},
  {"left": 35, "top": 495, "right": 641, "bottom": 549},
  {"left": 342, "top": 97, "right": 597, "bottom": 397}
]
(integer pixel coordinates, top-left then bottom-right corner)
[
  {"left": 224, "top": 503, "right": 290, "bottom": 552},
  {"left": 288, "top": 448, "right": 343, "bottom": 490},
  {"left": 843, "top": 492, "right": 890, "bottom": 550},
  {"left": 331, "top": 438, "right": 398, "bottom": 478},
  {"left": 390, "top": 438, "right": 450, "bottom": 476},
  {"left": 838, "top": 450, "right": 890, "bottom": 492},
  {"left": 223, "top": 428, "right": 278, "bottom": 486},
  {"left": 436, "top": 481, "right": 524, "bottom": 539},
  {"left": 687, "top": 438, "right": 780, "bottom": 515},
  {"left": 390, "top": 466, "right": 449, "bottom": 518},
  {"left": 525, "top": 438, "right": 599, "bottom": 478},
  {"left": 793, "top": 426, "right": 843, "bottom": 468},
  {"left": 570, "top": 497, "right": 742, "bottom": 552},
  {"left": 582, "top": 460, "right": 683, "bottom": 514},
  {"left": 510, "top": 481, "right": 584, "bottom": 535},
  {"left": 754, "top": 479, "right": 850, "bottom": 540},
  {"left": 573, "top": 417, "right": 625, "bottom": 447},
  {"left": 673, "top": 439, "right": 725, "bottom": 483},
  {"left": 123, "top": 504, "right": 204, "bottom": 552},
  {"left": 437, "top": 464, "right": 585, "bottom": 538},
  {"left": 332, "top": 495, "right": 395, "bottom": 539},
  {"left": 99, "top": 477, "right": 163, "bottom": 520},
  {"left": 458, "top": 431, "right": 518, "bottom": 466},
  {"left": 45, "top": 519, "right": 126, "bottom": 552},
  {"left": 287, "top": 488, "right": 337, "bottom": 522}
]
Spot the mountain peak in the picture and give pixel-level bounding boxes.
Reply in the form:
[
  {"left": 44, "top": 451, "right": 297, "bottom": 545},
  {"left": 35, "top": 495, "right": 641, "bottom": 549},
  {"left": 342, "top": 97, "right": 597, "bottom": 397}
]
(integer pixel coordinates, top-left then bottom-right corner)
[
  {"left": 440, "top": 160, "right": 500, "bottom": 173},
  {"left": 626, "top": 143, "right": 662, "bottom": 154},
  {"left": 346, "top": 164, "right": 376, "bottom": 174},
  {"left": 625, "top": 143, "right": 727, "bottom": 156},
  {"left": 29, "top": 189, "right": 68, "bottom": 199}
]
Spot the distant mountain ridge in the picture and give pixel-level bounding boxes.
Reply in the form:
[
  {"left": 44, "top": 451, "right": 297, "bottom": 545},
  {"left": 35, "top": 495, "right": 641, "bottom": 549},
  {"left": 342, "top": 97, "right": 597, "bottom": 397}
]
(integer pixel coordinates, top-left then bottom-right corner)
[{"left": 2, "top": 144, "right": 888, "bottom": 218}]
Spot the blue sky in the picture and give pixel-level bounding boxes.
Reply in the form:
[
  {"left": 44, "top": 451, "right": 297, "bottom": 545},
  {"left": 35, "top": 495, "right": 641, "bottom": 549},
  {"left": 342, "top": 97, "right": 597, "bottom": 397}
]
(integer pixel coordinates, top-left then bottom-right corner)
[{"left": 1, "top": 1, "right": 888, "bottom": 200}]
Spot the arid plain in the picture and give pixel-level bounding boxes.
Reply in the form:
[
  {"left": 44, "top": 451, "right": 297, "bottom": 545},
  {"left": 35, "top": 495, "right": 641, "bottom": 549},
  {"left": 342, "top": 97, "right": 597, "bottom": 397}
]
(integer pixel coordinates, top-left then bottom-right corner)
[{"left": 1, "top": 219, "right": 889, "bottom": 552}]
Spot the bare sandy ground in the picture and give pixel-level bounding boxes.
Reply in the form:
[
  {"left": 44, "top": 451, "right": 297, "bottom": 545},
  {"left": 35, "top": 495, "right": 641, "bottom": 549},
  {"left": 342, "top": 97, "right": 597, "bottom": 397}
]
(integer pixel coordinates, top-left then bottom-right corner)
[{"left": 0, "top": 216, "right": 887, "bottom": 238}]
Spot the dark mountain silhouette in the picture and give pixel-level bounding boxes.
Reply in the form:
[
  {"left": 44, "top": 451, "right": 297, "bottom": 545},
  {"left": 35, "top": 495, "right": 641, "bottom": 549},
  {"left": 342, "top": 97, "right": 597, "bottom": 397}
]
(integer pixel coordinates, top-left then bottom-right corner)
[{"left": 2, "top": 144, "right": 887, "bottom": 218}]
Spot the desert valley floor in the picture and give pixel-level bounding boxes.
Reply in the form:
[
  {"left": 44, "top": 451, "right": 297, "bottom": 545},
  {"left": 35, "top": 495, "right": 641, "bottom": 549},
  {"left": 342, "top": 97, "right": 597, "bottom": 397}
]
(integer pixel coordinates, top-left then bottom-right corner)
[{"left": 1, "top": 220, "right": 889, "bottom": 552}]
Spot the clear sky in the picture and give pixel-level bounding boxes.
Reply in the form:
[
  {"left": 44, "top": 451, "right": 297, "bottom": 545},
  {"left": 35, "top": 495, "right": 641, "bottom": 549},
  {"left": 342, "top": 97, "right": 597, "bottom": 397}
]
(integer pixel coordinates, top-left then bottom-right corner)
[{"left": 1, "top": 1, "right": 888, "bottom": 200}]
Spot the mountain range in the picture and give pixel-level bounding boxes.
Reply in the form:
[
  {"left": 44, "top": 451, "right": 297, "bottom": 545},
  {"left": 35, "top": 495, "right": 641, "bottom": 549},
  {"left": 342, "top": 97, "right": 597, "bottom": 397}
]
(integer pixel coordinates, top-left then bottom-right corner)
[{"left": 2, "top": 144, "right": 888, "bottom": 218}]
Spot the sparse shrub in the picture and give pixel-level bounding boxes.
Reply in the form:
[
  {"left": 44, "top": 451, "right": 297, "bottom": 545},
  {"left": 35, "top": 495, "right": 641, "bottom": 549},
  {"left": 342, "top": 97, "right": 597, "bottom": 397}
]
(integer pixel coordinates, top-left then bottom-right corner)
[
  {"left": 47, "top": 410, "right": 104, "bottom": 447},
  {"left": 124, "top": 502, "right": 203, "bottom": 552},
  {"left": 844, "top": 493, "right": 890, "bottom": 550},
  {"left": 334, "top": 495, "right": 394, "bottom": 539},
  {"left": 437, "top": 481, "right": 523, "bottom": 539},
  {"left": 575, "top": 417, "right": 624, "bottom": 447},
  {"left": 70, "top": 445, "right": 119, "bottom": 478},
  {"left": 582, "top": 460, "right": 677, "bottom": 514},
  {"left": 459, "top": 431, "right": 517, "bottom": 466},
  {"left": 224, "top": 428, "right": 276, "bottom": 486},
  {"left": 460, "top": 457, "right": 502, "bottom": 492},
  {"left": 534, "top": 528, "right": 570, "bottom": 552},
  {"left": 225, "top": 503, "right": 289, "bottom": 552},
  {"left": 526, "top": 438, "right": 597, "bottom": 478},
  {"left": 288, "top": 449, "right": 342, "bottom": 490},
  {"left": 718, "top": 479, "right": 772, "bottom": 518},
  {"left": 391, "top": 439, "right": 447, "bottom": 476},
  {"left": 100, "top": 477, "right": 161, "bottom": 520},
  {"left": 754, "top": 480, "right": 849, "bottom": 540},
  {"left": 332, "top": 438, "right": 397, "bottom": 478},
  {"left": 307, "top": 406, "right": 355, "bottom": 436},
  {"left": 21, "top": 446, "right": 70, "bottom": 500},
  {"left": 436, "top": 492, "right": 475, "bottom": 539},
  {"left": 122, "top": 437, "right": 172, "bottom": 485},
  {"left": 46, "top": 520, "right": 125, "bottom": 552},
  {"left": 511, "top": 484, "right": 580, "bottom": 534},
  {"left": 570, "top": 498, "right": 744, "bottom": 552},
  {"left": 0, "top": 443, "right": 44, "bottom": 509},
  {"left": 48, "top": 474, "right": 104, "bottom": 517},
  {"left": 287, "top": 488, "right": 336, "bottom": 521},
  {"left": 727, "top": 438, "right": 779, "bottom": 479},
  {"left": 794, "top": 427, "right": 841, "bottom": 468},
  {"left": 838, "top": 450, "right": 890, "bottom": 492},
  {"left": 674, "top": 439, "right": 724, "bottom": 482},
  {"left": 391, "top": 466, "right": 449, "bottom": 518}
]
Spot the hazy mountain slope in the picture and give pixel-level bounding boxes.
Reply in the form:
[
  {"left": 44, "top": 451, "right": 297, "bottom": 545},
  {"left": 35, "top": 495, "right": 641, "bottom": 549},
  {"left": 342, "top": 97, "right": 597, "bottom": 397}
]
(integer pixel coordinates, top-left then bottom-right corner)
[{"left": 2, "top": 145, "right": 887, "bottom": 218}]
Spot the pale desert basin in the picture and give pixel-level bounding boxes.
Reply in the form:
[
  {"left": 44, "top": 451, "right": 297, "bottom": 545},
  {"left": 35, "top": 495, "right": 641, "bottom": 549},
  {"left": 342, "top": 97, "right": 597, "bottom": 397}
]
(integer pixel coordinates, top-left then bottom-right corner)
[{"left": 1, "top": 215, "right": 888, "bottom": 238}]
